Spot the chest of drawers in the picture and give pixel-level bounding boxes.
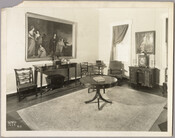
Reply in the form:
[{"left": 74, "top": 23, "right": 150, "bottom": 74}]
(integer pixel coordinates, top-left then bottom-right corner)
[{"left": 129, "top": 66, "right": 156, "bottom": 88}]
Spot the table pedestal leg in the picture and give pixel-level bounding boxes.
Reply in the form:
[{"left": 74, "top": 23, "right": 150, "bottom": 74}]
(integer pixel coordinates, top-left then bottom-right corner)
[
  {"left": 98, "top": 98, "right": 100, "bottom": 110},
  {"left": 99, "top": 93, "right": 112, "bottom": 103},
  {"left": 85, "top": 88, "right": 112, "bottom": 110},
  {"left": 85, "top": 92, "right": 98, "bottom": 103}
]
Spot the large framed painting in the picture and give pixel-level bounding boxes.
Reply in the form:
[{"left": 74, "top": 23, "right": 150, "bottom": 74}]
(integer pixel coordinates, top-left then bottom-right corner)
[
  {"left": 26, "top": 12, "right": 77, "bottom": 61},
  {"left": 135, "top": 31, "right": 155, "bottom": 54}
]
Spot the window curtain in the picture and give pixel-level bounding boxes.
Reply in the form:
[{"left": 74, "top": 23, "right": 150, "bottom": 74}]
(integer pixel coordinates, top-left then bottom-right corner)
[{"left": 110, "top": 24, "right": 129, "bottom": 62}]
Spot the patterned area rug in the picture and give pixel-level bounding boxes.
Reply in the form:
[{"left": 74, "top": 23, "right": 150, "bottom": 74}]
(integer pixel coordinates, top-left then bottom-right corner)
[{"left": 17, "top": 86, "right": 166, "bottom": 131}]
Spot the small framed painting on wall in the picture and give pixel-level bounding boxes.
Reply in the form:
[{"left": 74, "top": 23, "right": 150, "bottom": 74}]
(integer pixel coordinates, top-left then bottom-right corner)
[{"left": 138, "top": 54, "right": 148, "bottom": 67}]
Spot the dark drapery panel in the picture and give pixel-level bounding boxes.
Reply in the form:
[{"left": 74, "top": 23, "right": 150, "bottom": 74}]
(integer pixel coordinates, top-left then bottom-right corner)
[{"left": 110, "top": 24, "right": 129, "bottom": 61}]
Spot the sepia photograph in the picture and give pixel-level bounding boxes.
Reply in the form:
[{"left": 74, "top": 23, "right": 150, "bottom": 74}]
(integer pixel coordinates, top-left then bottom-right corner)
[{"left": 1, "top": 1, "right": 174, "bottom": 137}]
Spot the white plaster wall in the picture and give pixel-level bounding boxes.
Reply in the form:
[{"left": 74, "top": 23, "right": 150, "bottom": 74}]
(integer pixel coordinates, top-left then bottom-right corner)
[
  {"left": 5, "top": 8, "right": 99, "bottom": 94},
  {"left": 98, "top": 8, "right": 168, "bottom": 84},
  {"left": 155, "top": 9, "right": 169, "bottom": 85},
  {"left": 5, "top": 7, "right": 169, "bottom": 94},
  {"left": 98, "top": 8, "right": 155, "bottom": 67}
]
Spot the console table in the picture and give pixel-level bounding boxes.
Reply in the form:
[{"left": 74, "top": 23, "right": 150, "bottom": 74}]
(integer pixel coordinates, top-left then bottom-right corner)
[
  {"left": 129, "top": 66, "right": 156, "bottom": 88},
  {"left": 33, "top": 62, "right": 77, "bottom": 93}
]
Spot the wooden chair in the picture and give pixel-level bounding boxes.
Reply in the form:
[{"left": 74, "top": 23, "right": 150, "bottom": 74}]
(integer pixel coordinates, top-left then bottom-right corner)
[
  {"left": 108, "top": 60, "right": 124, "bottom": 85},
  {"left": 80, "top": 62, "right": 89, "bottom": 78},
  {"left": 80, "top": 62, "right": 93, "bottom": 92},
  {"left": 14, "top": 67, "right": 37, "bottom": 101},
  {"left": 88, "top": 60, "right": 106, "bottom": 93}
]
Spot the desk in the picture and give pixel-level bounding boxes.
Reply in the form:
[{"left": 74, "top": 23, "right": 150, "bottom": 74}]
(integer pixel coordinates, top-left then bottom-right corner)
[
  {"left": 80, "top": 75, "right": 117, "bottom": 110},
  {"left": 33, "top": 63, "right": 77, "bottom": 93}
]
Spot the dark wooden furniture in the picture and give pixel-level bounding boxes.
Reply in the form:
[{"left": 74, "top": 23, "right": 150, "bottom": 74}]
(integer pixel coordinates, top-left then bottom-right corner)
[
  {"left": 108, "top": 60, "right": 124, "bottom": 85},
  {"left": 80, "top": 62, "right": 94, "bottom": 93},
  {"left": 80, "top": 75, "right": 117, "bottom": 110},
  {"left": 46, "top": 74, "right": 65, "bottom": 90},
  {"left": 93, "top": 60, "right": 106, "bottom": 75},
  {"left": 162, "top": 67, "right": 168, "bottom": 95},
  {"left": 14, "top": 67, "right": 37, "bottom": 101},
  {"left": 33, "top": 62, "right": 77, "bottom": 94},
  {"left": 80, "top": 62, "right": 89, "bottom": 78},
  {"left": 87, "top": 62, "right": 107, "bottom": 93},
  {"left": 129, "top": 66, "right": 156, "bottom": 88}
]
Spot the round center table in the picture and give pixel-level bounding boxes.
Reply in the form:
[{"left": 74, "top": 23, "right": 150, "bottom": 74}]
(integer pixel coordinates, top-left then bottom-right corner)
[{"left": 80, "top": 75, "right": 117, "bottom": 110}]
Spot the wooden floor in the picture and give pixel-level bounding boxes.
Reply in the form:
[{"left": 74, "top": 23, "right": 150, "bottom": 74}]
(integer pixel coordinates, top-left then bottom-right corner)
[{"left": 6, "top": 79, "right": 167, "bottom": 131}]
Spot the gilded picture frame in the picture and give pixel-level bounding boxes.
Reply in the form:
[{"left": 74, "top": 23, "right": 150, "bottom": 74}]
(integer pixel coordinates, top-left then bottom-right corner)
[
  {"left": 136, "top": 31, "right": 155, "bottom": 54},
  {"left": 25, "top": 12, "right": 77, "bottom": 62}
]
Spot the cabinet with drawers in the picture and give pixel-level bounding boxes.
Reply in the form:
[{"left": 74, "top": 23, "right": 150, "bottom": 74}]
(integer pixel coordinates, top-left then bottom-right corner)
[{"left": 129, "top": 66, "right": 156, "bottom": 88}]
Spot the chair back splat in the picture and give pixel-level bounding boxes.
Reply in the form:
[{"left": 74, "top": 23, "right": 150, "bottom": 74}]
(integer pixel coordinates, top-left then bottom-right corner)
[
  {"left": 80, "top": 62, "right": 89, "bottom": 78},
  {"left": 14, "top": 67, "right": 37, "bottom": 101}
]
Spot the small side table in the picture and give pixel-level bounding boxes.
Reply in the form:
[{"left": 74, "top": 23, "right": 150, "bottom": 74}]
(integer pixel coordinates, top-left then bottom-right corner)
[{"left": 80, "top": 75, "right": 117, "bottom": 110}]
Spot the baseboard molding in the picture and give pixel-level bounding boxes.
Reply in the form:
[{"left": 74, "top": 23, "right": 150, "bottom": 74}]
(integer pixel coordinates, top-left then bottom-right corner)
[
  {"left": 7, "top": 92, "right": 18, "bottom": 98},
  {"left": 6, "top": 85, "right": 48, "bottom": 98},
  {"left": 6, "top": 78, "right": 81, "bottom": 98}
]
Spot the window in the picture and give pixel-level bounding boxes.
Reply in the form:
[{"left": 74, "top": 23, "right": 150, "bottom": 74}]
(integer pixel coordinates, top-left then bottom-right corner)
[{"left": 115, "top": 25, "right": 131, "bottom": 64}]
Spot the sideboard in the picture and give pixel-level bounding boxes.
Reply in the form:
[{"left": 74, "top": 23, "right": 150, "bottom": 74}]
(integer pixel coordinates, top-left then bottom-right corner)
[{"left": 33, "top": 62, "right": 77, "bottom": 93}]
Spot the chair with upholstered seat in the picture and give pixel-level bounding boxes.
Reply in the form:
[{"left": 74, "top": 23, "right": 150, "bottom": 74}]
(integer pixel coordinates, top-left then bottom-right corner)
[
  {"left": 108, "top": 60, "right": 124, "bottom": 85},
  {"left": 14, "top": 67, "right": 37, "bottom": 101}
]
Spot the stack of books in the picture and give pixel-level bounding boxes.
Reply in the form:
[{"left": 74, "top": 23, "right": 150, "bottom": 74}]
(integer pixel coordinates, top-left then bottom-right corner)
[{"left": 93, "top": 76, "right": 105, "bottom": 82}]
